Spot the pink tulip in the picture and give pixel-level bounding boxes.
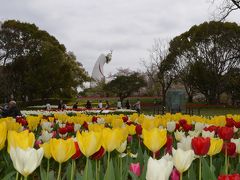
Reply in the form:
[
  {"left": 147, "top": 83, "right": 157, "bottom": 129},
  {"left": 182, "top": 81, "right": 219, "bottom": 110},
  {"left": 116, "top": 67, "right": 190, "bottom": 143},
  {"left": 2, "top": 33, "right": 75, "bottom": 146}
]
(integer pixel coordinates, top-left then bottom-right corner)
[
  {"left": 171, "top": 168, "right": 180, "bottom": 180},
  {"left": 129, "top": 162, "right": 141, "bottom": 177},
  {"left": 127, "top": 135, "right": 133, "bottom": 143}
]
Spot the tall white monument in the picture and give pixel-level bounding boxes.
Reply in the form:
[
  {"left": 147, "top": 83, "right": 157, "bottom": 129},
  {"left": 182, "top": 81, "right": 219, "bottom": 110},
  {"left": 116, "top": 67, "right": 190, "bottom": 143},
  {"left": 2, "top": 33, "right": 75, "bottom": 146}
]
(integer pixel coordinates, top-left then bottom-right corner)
[{"left": 90, "top": 51, "right": 112, "bottom": 88}]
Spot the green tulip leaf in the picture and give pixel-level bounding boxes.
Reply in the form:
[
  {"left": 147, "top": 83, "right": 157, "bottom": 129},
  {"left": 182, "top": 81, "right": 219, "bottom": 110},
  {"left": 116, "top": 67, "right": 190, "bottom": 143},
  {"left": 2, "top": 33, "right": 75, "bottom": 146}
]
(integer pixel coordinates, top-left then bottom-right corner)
[
  {"left": 83, "top": 159, "right": 94, "bottom": 180},
  {"left": 202, "top": 157, "right": 216, "bottom": 180},
  {"left": 1, "top": 171, "right": 16, "bottom": 180},
  {"left": 104, "top": 159, "right": 115, "bottom": 180},
  {"left": 40, "top": 164, "right": 47, "bottom": 180},
  {"left": 129, "top": 171, "right": 138, "bottom": 180}
]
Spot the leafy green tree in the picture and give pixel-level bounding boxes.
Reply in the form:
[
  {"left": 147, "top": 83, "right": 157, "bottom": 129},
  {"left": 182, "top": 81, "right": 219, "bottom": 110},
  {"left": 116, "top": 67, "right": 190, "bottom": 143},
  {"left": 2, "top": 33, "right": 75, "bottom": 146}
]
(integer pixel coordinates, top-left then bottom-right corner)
[
  {"left": 224, "top": 68, "right": 240, "bottom": 105},
  {"left": 104, "top": 72, "right": 146, "bottom": 102},
  {"left": 0, "top": 20, "right": 89, "bottom": 101},
  {"left": 168, "top": 21, "right": 240, "bottom": 104}
]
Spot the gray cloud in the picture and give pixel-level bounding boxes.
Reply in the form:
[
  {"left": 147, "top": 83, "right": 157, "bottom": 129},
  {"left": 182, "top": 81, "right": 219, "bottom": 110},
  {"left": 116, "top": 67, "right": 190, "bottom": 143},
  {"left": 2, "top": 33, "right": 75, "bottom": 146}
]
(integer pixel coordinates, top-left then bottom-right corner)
[{"left": 0, "top": 0, "right": 239, "bottom": 76}]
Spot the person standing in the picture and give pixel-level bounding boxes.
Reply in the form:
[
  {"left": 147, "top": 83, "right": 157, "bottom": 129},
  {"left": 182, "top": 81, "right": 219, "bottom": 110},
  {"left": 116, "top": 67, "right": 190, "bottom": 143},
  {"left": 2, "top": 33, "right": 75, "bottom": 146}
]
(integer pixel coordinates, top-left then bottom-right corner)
[
  {"left": 125, "top": 99, "right": 131, "bottom": 109},
  {"left": 105, "top": 100, "right": 110, "bottom": 109},
  {"left": 98, "top": 100, "right": 103, "bottom": 109},
  {"left": 85, "top": 100, "right": 92, "bottom": 109},
  {"left": 134, "top": 99, "right": 141, "bottom": 114},
  {"left": 117, "top": 99, "right": 122, "bottom": 109},
  {"left": 72, "top": 102, "right": 78, "bottom": 109}
]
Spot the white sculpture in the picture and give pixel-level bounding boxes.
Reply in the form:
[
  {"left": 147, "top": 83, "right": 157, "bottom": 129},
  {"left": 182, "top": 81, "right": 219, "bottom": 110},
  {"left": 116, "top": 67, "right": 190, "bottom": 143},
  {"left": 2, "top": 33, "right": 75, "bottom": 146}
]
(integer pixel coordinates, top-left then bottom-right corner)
[{"left": 90, "top": 52, "right": 112, "bottom": 88}]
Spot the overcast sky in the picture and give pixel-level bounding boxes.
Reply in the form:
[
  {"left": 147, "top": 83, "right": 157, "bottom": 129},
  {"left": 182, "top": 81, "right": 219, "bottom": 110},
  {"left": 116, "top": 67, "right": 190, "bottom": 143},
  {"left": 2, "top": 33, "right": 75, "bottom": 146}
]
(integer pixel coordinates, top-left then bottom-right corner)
[{"left": 0, "top": 0, "right": 239, "bottom": 76}]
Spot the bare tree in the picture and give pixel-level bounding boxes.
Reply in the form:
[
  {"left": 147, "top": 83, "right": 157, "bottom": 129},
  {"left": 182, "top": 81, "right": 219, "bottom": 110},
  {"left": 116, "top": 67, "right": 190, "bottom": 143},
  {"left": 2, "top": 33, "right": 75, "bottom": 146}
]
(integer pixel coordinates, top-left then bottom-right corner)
[
  {"left": 211, "top": 0, "right": 240, "bottom": 20},
  {"left": 144, "top": 39, "right": 177, "bottom": 113}
]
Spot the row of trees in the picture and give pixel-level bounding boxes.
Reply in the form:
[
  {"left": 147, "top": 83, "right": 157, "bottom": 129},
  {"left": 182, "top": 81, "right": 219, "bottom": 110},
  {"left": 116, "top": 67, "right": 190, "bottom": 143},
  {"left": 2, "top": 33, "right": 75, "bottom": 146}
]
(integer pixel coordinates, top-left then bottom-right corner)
[
  {"left": 145, "top": 21, "right": 240, "bottom": 105},
  {"left": 0, "top": 20, "right": 89, "bottom": 102}
]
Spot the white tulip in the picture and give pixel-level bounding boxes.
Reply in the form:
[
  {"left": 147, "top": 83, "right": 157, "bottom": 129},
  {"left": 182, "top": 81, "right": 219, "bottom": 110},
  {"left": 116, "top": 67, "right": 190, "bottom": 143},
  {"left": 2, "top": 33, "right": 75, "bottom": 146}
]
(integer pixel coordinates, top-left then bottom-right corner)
[
  {"left": 172, "top": 148, "right": 194, "bottom": 174},
  {"left": 174, "top": 130, "right": 186, "bottom": 141},
  {"left": 146, "top": 155, "right": 173, "bottom": 180},
  {"left": 231, "top": 138, "right": 240, "bottom": 154},
  {"left": 97, "top": 118, "right": 105, "bottom": 124},
  {"left": 188, "top": 130, "right": 200, "bottom": 137},
  {"left": 116, "top": 140, "right": 127, "bottom": 153},
  {"left": 177, "top": 136, "right": 193, "bottom": 151},
  {"left": 41, "top": 122, "right": 53, "bottom": 132},
  {"left": 167, "top": 121, "right": 176, "bottom": 133},
  {"left": 201, "top": 130, "right": 215, "bottom": 138},
  {"left": 195, "top": 122, "right": 205, "bottom": 132},
  {"left": 10, "top": 147, "right": 44, "bottom": 177},
  {"left": 39, "top": 130, "right": 53, "bottom": 143},
  {"left": 74, "top": 124, "right": 81, "bottom": 132}
]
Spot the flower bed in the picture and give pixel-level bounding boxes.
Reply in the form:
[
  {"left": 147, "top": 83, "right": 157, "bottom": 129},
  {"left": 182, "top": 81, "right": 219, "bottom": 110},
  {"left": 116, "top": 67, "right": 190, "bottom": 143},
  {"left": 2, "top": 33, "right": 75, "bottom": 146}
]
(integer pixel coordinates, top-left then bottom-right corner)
[{"left": 0, "top": 113, "right": 240, "bottom": 179}]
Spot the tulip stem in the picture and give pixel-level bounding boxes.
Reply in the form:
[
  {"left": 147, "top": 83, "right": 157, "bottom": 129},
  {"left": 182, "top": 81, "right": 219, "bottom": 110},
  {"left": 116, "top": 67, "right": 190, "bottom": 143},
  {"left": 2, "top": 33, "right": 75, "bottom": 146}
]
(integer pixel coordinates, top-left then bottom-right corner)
[
  {"left": 225, "top": 147, "right": 228, "bottom": 174},
  {"left": 16, "top": 172, "right": 19, "bottom": 180},
  {"left": 210, "top": 156, "right": 213, "bottom": 170},
  {"left": 71, "top": 160, "right": 75, "bottom": 180},
  {"left": 57, "top": 163, "right": 62, "bottom": 180},
  {"left": 85, "top": 158, "right": 89, "bottom": 180},
  {"left": 120, "top": 157, "right": 122, "bottom": 180},
  {"left": 47, "top": 159, "right": 50, "bottom": 180},
  {"left": 180, "top": 173, "right": 182, "bottom": 180},
  {"left": 153, "top": 152, "right": 155, "bottom": 159},
  {"left": 199, "top": 157, "right": 202, "bottom": 180},
  {"left": 107, "top": 152, "right": 110, "bottom": 170},
  {"left": 95, "top": 160, "right": 98, "bottom": 180}
]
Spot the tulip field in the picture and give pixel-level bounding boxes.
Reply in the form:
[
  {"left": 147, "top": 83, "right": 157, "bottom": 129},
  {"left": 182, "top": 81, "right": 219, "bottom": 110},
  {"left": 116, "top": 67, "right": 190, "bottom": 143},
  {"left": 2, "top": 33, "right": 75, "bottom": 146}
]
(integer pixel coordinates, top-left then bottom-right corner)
[{"left": 0, "top": 112, "right": 240, "bottom": 180}]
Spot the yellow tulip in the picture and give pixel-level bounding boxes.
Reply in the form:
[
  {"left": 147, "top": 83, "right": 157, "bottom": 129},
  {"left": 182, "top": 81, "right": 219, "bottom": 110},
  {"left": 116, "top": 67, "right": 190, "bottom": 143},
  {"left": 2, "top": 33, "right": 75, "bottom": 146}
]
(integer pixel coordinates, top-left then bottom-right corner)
[
  {"left": 7, "top": 130, "right": 35, "bottom": 153},
  {"left": 112, "top": 118, "right": 124, "bottom": 128},
  {"left": 207, "top": 138, "right": 223, "bottom": 156},
  {"left": 142, "top": 128, "right": 167, "bottom": 153},
  {"left": 126, "top": 124, "right": 136, "bottom": 135},
  {"left": 88, "top": 124, "right": 104, "bottom": 132},
  {"left": 76, "top": 131, "right": 102, "bottom": 157},
  {"left": 40, "top": 142, "right": 51, "bottom": 159},
  {"left": 50, "top": 138, "right": 75, "bottom": 163},
  {"left": 142, "top": 119, "right": 156, "bottom": 130},
  {"left": 102, "top": 128, "right": 123, "bottom": 152},
  {"left": 0, "top": 121, "right": 7, "bottom": 150}
]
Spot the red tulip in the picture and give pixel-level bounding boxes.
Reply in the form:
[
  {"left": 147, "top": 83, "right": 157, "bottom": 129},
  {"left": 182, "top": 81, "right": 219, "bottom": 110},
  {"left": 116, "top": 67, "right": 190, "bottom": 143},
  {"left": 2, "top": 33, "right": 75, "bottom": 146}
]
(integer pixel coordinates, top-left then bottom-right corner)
[
  {"left": 179, "top": 119, "right": 187, "bottom": 126},
  {"left": 135, "top": 124, "right": 142, "bottom": 135},
  {"left": 191, "top": 137, "right": 210, "bottom": 156},
  {"left": 165, "top": 135, "right": 173, "bottom": 154},
  {"left": 91, "top": 146, "right": 105, "bottom": 160},
  {"left": 72, "top": 141, "right": 81, "bottom": 159},
  {"left": 218, "top": 173, "right": 240, "bottom": 180},
  {"left": 82, "top": 121, "right": 88, "bottom": 130},
  {"left": 218, "top": 127, "right": 234, "bottom": 141},
  {"left": 175, "top": 123, "right": 180, "bottom": 130},
  {"left": 122, "top": 116, "right": 128, "bottom": 122},
  {"left": 204, "top": 125, "right": 219, "bottom": 133},
  {"left": 234, "top": 121, "right": 240, "bottom": 128},
  {"left": 129, "top": 162, "right": 141, "bottom": 177},
  {"left": 66, "top": 124, "right": 74, "bottom": 133},
  {"left": 182, "top": 124, "right": 193, "bottom": 132},
  {"left": 222, "top": 142, "right": 236, "bottom": 156},
  {"left": 92, "top": 116, "right": 98, "bottom": 123},
  {"left": 226, "top": 118, "right": 235, "bottom": 128},
  {"left": 59, "top": 127, "right": 68, "bottom": 134}
]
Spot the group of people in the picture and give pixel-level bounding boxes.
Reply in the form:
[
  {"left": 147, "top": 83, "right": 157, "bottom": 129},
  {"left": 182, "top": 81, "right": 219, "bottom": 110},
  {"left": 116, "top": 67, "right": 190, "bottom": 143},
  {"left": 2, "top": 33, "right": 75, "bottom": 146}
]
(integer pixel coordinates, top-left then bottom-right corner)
[
  {"left": 0, "top": 100, "right": 21, "bottom": 118},
  {"left": 84, "top": 99, "right": 141, "bottom": 113},
  {"left": 49, "top": 99, "right": 141, "bottom": 113},
  {"left": 117, "top": 99, "right": 141, "bottom": 113}
]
